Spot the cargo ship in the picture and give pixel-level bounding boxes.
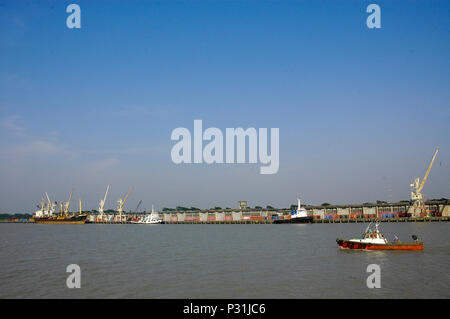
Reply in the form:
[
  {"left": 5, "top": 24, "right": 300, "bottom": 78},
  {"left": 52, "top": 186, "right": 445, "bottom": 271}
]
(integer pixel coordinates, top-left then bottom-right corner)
[
  {"left": 32, "top": 192, "right": 87, "bottom": 224},
  {"left": 273, "top": 197, "right": 313, "bottom": 224},
  {"left": 336, "top": 222, "right": 423, "bottom": 251},
  {"left": 32, "top": 214, "right": 87, "bottom": 224}
]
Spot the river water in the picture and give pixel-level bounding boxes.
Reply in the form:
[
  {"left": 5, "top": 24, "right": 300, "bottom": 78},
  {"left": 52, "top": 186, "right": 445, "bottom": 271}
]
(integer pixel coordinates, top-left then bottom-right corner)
[{"left": 0, "top": 223, "right": 449, "bottom": 298}]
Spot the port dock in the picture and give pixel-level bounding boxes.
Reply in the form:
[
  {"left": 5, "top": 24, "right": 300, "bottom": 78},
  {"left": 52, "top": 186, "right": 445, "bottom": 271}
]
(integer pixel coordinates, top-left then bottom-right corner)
[
  {"left": 2, "top": 216, "right": 449, "bottom": 224},
  {"left": 87, "top": 216, "right": 450, "bottom": 224},
  {"left": 2, "top": 200, "right": 449, "bottom": 224}
]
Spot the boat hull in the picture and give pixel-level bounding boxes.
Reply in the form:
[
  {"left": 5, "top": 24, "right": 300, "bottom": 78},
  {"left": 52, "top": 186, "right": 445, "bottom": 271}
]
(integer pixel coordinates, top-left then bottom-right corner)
[
  {"left": 33, "top": 215, "right": 87, "bottom": 224},
  {"left": 130, "top": 221, "right": 165, "bottom": 224},
  {"left": 336, "top": 239, "right": 423, "bottom": 251},
  {"left": 273, "top": 216, "right": 313, "bottom": 224}
]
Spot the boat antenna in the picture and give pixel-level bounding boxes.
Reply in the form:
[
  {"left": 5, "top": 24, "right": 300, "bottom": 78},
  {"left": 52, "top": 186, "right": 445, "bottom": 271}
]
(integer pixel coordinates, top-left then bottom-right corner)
[
  {"left": 375, "top": 221, "right": 380, "bottom": 232},
  {"left": 364, "top": 222, "right": 372, "bottom": 234}
]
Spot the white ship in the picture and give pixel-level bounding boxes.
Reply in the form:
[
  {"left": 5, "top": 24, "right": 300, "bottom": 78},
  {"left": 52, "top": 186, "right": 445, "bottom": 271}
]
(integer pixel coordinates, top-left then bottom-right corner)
[
  {"left": 131, "top": 205, "right": 164, "bottom": 224},
  {"left": 273, "top": 197, "right": 313, "bottom": 224}
]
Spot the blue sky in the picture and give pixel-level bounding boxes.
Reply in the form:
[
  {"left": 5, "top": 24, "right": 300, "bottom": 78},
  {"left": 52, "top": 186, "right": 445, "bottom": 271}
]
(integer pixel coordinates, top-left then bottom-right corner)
[{"left": 0, "top": 0, "right": 449, "bottom": 212}]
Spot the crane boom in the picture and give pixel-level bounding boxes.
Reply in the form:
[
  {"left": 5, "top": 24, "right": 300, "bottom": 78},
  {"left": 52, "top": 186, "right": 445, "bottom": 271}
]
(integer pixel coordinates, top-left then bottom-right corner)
[
  {"left": 64, "top": 188, "right": 74, "bottom": 214},
  {"left": 418, "top": 147, "right": 439, "bottom": 193},
  {"left": 103, "top": 184, "right": 110, "bottom": 204},
  {"left": 135, "top": 200, "right": 142, "bottom": 213},
  {"left": 122, "top": 187, "right": 133, "bottom": 207}
]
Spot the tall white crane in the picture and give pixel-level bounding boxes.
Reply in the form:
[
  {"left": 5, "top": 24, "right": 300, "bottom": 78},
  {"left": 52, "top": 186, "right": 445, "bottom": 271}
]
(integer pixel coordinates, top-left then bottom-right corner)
[
  {"left": 99, "top": 184, "right": 110, "bottom": 219},
  {"left": 45, "top": 192, "right": 56, "bottom": 216},
  {"left": 64, "top": 188, "right": 74, "bottom": 215},
  {"left": 117, "top": 187, "right": 133, "bottom": 221},
  {"left": 410, "top": 147, "right": 440, "bottom": 212},
  {"left": 40, "top": 198, "right": 46, "bottom": 216}
]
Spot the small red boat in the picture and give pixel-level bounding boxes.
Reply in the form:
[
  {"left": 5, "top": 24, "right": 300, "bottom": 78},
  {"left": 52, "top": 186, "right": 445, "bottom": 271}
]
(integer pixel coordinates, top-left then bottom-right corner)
[{"left": 336, "top": 222, "right": 423, "bottom": 251}]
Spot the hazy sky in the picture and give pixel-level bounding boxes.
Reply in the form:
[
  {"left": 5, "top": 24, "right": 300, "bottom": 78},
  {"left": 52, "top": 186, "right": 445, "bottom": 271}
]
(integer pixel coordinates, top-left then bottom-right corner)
[{"left": 0, "top": 0, "right": 449, "bottom": 212}]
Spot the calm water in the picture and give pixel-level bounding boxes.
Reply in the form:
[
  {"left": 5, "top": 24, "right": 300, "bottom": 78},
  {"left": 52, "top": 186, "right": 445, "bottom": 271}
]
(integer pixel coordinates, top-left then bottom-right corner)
[{"left": 0, "top": 223, "right": 449, "bottom": 298}]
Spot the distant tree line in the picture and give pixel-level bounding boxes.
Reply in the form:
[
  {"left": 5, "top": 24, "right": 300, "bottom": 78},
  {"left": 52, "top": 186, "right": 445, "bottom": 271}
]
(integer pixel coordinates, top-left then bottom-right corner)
[{"left": 0, "top": 213, "right": 32, "bottom": 219}]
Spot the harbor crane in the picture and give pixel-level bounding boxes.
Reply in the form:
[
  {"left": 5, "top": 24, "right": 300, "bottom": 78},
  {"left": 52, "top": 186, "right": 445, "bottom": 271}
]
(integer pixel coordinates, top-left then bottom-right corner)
[
  {"left": 40, "top": 198, "right": 46, "bottom": 215},
  {"left": 410, "top": 147, "right": 440, "bottom": 215},
  {"left": 45, "top": 192, "right": 56, "bottom": 216},
  {"left": 117, "top": 187, "right": 133, "bottom": 221},
  {"left": 134, "top": 200, "right": 142, "bottom": 214},
  {"left": 63, "top": 188, "right": 74, "bottom": 215},
  {"left": 98, "top": 184, "right": 110, "bottom": 219}
]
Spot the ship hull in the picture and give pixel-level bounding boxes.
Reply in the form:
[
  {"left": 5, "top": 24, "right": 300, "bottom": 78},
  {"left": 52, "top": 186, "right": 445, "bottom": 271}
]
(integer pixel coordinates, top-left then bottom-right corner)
[
  {"left": 33, "top": 215, "right": 87, "bottom": 224},
  {"left": 336, "top": 239, "right": 423, "bottom": 251},
  {"left": 130, "top": 221, "right": 165, "bottom": 224},
  {"left": 273, "top": 216, "right": 313, "bottom": 224}
]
